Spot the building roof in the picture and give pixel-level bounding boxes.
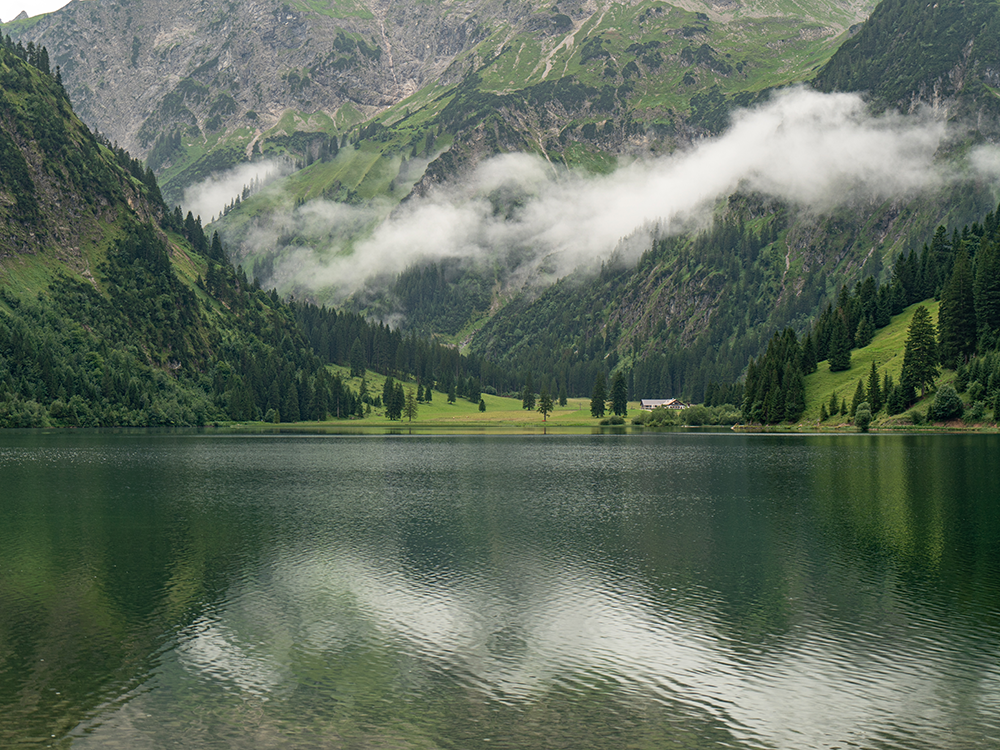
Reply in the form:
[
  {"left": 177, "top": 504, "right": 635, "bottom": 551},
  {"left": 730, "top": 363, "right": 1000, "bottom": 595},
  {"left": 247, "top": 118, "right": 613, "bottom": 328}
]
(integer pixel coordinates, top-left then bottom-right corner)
[{"left": 639, "top": 398, "right": 688, "bottom": 410}]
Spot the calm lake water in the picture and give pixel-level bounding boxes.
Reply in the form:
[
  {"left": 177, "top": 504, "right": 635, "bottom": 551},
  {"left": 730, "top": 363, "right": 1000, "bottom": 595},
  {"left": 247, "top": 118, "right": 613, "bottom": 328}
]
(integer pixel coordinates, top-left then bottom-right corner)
[{"left": 1, "top": 430, "right": 998, "bottom": 749}]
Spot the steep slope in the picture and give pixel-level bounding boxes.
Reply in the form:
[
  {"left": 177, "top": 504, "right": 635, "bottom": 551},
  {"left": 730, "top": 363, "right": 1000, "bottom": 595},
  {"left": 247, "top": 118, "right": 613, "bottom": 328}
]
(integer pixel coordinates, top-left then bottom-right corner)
[
  {"left": 0, "top": 41, "right": 361, "bottom": 426},
  {"left": 815, "top": 0, "right": 1000, "bottom": 122},
  {"left": 5, "top": 0, "right": 874, "bottom": 203}
]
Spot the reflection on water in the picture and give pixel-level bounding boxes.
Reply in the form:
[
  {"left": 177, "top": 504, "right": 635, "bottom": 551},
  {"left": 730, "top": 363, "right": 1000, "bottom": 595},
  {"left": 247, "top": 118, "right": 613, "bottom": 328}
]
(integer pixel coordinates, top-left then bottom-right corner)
[{"left": 1, "top": 432, "right": 999, "bottom": 749}]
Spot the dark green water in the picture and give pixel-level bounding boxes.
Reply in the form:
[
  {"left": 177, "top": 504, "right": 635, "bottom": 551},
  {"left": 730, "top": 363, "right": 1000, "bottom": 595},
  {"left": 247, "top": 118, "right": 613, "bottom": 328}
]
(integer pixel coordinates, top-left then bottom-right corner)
[{"left": 1, "top": 431, "right": 998, "bottom": 749}]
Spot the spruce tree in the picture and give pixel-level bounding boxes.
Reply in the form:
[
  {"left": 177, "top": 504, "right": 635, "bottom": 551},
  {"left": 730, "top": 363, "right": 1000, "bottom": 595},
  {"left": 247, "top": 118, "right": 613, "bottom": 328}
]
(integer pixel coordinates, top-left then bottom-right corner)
[
  {"left": 855, "top": 316, "right": 875, "bottom": 348},
  {"left": 590, "top": 372, "right": 607, "bottom": 418},
  {"left": 610, "top": 371, "right": 628, "bottom": 416},
  {"left": 938, "top": 249, "right": 976, "bottom": 368},
  {"left": 349, "top": 337, "right": 366, "bottom": 377},
  {"left": 974, "top": 239, "right": 1000, "bottom": 346},
  {"left": 801, "top": 333, "right": 818, "bottom": 374},
  {"left": 404, "top": 388, "right": 418, "bottom": 422},
  {"left": 901, "top": 305, "right": 939, "bottom": 398},
  {"left": 851, "top": 379, "right": 866, "bottom": 417},
  {"left": 538, "top": 387, "right": 554, "bottom": 422},
  {"left": 867, "top": 361, "right": 882, "bottom": 413},
  {"left": 828, "top": 313, "right": 851, "bottom": 372},
  {"left": 783, "top": 363, "right": 805, "bottom": 422}
]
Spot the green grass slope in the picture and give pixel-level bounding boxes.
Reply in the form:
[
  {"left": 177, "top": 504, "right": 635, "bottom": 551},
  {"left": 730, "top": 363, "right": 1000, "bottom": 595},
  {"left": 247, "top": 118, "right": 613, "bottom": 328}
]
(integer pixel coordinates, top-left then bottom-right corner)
[{"left": 804, "top": 299, "right": 941, "bottom": 422}]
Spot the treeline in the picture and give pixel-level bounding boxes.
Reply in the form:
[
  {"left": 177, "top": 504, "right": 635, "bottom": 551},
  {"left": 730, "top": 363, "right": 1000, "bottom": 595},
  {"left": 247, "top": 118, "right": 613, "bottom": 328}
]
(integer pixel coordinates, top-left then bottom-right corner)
[
  {"left": 0, "top": 215, "right": 359, "bottom": 427},
  {"left": 744, "top": 205, "right": 1000, "bottom": 423},
  {"left": 293, "top": 300, "right": 509, "bottom": 398},
  {"left": 471, "top": 209, "right": 795, "bottom": 402}
]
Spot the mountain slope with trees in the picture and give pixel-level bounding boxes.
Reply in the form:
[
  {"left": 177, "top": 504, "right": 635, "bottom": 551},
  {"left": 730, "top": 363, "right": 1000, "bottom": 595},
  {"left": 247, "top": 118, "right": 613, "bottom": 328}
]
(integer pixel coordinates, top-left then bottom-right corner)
[{"left": 0, "top": 40, "right": 491, "bottom": 427}]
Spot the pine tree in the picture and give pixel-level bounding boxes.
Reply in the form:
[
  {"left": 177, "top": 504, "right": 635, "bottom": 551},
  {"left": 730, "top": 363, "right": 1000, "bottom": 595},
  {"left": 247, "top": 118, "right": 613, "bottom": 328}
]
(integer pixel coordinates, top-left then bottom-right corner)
[
  {"left": 538, "top": 387, "right": 554, "bottom": 422},
  {"left": 783, "top": 363, "right": 805, "bottom": 422},
  {"left": 479, "top": 398, "right": 486, "bottom": 412},
  {"left": 867, "top": 361, "right": 882, "bottom": 413},
  {"left": 819, "top": 403, "right": 829, "bottom": 421},
  {"left": 901, "top": 305, "right": 939, "bottom": 398},
  {"left": 938, "top": 249, "right": 976, "bottom": 368},
  {"left": 349, "top": 337, "right": 366, "bottom": 377},
  {"left": 610, "top": 370, "right": 628, "bottom": 416},
  {"left": 801, "top": 333, "right": 818, "bottom": 374},
  {"left": 828, "top": 390, "right": 839, "bottom": 418},
  {"left": 590, "top": 372, "right": 607, "bottom": 418},
  {"left": 974, "top": 239, "right": 1000, "bottom": 347},
  {"left": 855, "top": 316, "right": 875, "bottom": 348},
  {"left": 828, "top": 313, "right": 851, "bottom": 372},
  {"left": 851, "top": 379, "right": 866, "bottom": 417},
  {"left": 558, "top": 382, "right": 567, "bottom": 407},
  {"left": 404, "top": 388, "right": 418, "bottom": 422},
  {"left": 383, "top": 376, "right": 395, "bottom": 410}
]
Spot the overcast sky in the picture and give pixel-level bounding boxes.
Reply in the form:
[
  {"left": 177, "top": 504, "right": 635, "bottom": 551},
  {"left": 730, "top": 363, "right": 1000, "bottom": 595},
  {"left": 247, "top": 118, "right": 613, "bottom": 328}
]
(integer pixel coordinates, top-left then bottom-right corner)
[{"left": 0, "top": 0, "right": 69, "bottom": 24}]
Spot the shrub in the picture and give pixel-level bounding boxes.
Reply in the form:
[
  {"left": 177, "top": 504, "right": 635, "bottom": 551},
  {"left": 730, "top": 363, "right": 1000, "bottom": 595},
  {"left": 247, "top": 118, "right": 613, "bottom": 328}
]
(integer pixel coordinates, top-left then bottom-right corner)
[
  {"left": 854, "top": 402, "right": 872, "bottom": 433},
  {"left": 927, "top": 384, "right": 964, "bottom": 422},
  {"left": 963, "top": 401, "right": 986, "bottom": 424}
]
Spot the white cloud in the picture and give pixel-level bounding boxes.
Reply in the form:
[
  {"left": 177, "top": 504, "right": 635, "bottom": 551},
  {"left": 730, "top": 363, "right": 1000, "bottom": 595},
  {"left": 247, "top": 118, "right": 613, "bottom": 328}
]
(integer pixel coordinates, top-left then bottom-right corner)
[
  {"left": 182, "top": 159, "right": 292, "bottom": 224},
  {"left": 230, "top": 87, "right": 960, "bottom": 302}
]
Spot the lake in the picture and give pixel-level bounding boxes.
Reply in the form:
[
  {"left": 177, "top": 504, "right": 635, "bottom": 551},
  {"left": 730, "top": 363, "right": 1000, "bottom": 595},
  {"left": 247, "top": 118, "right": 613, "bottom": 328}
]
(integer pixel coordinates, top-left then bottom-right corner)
[{"left": 1, "top": 430, "right": 998, "bottom": 749}]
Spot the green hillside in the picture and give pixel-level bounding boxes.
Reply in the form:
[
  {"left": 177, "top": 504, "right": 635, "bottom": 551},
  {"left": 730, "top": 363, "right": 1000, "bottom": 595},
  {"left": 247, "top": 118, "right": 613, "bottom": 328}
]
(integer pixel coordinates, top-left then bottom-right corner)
[
  {"left": 804, "top": 299, "right": 941, "bottom": 422},
  {"left": 0, "top": 41, "right": 377, "bottom": 427}
]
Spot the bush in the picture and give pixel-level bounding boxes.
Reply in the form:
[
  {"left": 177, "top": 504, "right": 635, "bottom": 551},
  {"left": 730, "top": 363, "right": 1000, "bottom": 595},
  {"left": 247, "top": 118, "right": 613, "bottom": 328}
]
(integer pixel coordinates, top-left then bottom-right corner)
[
  {"left": 854, "top": 402, "right": 872, "bottom": 432},
  {"left": 963, "top": 400, "right": 986, "bottom": 424},
  {"left": 600, "top": 415, "right": 625, "bottom": 425},
  {"left": 927, "top": 384, "right": 964, "bottom": 422},
  {"left": 682, "top": 405, "right": 710, "bottom": 426}
]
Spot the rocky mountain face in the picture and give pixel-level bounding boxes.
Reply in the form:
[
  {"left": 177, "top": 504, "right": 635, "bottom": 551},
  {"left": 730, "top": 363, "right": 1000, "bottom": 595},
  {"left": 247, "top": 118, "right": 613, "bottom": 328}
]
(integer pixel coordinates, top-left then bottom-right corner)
[{"left": 9, "top": 0, "right": 873, "bottom": 200}]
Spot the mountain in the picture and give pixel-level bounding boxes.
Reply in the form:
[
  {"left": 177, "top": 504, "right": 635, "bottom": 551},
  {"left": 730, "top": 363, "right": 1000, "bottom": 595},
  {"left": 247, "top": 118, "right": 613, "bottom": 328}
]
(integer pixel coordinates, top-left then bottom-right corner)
[
  {"left": 0, "top": 38, "right": 439, "bottom": 427},
  {"left": 7, "top": 0, "right": 1000, "bottom": 408},
  {"left": 6, "top": 0, "right": 873, "bottom": 204}
]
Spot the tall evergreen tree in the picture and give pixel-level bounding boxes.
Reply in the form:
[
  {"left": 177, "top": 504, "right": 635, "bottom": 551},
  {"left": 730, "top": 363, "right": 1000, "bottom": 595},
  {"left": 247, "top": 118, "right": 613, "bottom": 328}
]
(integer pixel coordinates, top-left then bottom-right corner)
[
  {"left": 850, "top": 379, "right": 866, "bottom": 417},
  {"left": 828, "top": 313, "right": 851, "bottom": 372},
  {"left": 867, "top": 360, "right": 883, "bottom": 413},
  {"left": 783, "top": 362, "right": 805, "bottom": 422},
  {"left": 610, "top": 370, "right": 628, "bottom": 416},
  {"left": 538, "top": 386, "right": 554, "bottom": 422},
  {"left": 801, "top": 333, "right": 818, "bottom": 374},
  {"left": 974, "top": 239, "right": 1000, "bottom": 348},
  {"left": 938, "top": 249, "right": 976, "bottom": 368},
  {"left": 901, "top": 305, "right": 939, "bottom": 398},
  {"left": 404, "top": 388, "right": 418, "bottom": 422},
  {"left": 855, "top": 316, "right": 875, "bottom": 348},
  {"left": 383, "top": 376, "right": 396, "bottom": 410},
  {"left": 349, "top": 337, "right": 366, "bottom": 377},
  {"left": 590, "top": 372, "right": 607, "bottom": 418}
]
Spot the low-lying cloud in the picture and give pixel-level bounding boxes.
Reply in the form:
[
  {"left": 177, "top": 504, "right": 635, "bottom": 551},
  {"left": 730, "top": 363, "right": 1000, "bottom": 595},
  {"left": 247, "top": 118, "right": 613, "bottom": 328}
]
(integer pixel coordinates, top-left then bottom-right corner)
[
  {"left": 183, "top": 158, "right": 292, "bottom": 224},
  {"left": 220, "top": 87, "right": 997, "bottom": 301}
]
